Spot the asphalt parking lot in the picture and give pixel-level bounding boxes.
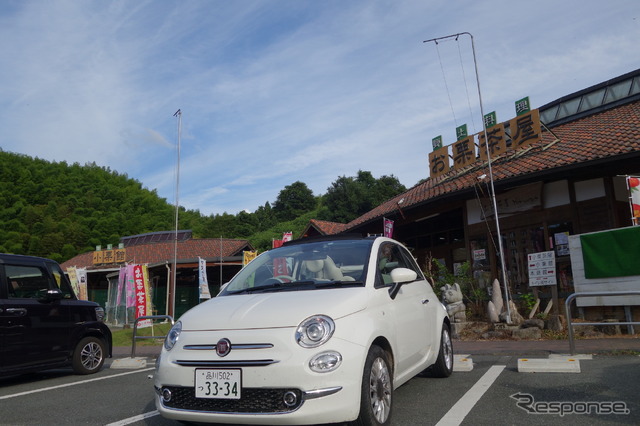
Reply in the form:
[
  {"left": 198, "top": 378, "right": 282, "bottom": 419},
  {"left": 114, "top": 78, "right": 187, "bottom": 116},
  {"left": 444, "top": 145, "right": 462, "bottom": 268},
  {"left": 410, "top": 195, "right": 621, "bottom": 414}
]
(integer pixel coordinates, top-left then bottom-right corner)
[{"left": 1, "top": 339, "right": 638, "bottom": 425}]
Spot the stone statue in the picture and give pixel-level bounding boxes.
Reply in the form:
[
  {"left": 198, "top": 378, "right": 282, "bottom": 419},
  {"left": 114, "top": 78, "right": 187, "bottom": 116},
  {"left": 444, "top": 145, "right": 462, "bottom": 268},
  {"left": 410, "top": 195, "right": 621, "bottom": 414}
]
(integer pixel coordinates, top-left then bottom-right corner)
[
  {"left": 441, "top": 283, "right": 466, "bottom": 322},
  {"left": 487, "top": 279, "right": 524, "bottom": 325},
  {"left": 487, "top": 279, "right": 502, "bottom": 323}
]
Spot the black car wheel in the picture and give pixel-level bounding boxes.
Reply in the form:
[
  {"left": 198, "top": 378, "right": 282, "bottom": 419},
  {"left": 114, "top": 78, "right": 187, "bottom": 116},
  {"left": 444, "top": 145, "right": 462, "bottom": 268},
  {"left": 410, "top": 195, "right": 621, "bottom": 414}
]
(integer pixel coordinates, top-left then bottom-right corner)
[
  {"left": 430, "top": 323, "right": 453, "bottom": 378},
  {"left": 353, "top": 345, "right": 393, "bottom": 425},
  {"left": 72, "top": 336, "right": 106, "bottom": 375}
]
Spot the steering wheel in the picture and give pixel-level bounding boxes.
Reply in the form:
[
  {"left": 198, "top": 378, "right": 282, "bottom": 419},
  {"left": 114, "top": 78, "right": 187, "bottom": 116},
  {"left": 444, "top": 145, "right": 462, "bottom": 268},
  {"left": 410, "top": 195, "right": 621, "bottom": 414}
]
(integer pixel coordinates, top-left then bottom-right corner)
[{"left": 274, "top": 275, "right": 294, "bottom": 283}]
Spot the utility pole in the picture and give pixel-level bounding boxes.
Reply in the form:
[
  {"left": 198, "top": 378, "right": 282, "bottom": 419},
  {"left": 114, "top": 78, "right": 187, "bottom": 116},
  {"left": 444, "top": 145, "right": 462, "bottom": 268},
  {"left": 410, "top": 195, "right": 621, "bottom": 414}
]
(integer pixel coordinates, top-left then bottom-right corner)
[
  {"left": 423, "top": 32, "right": 511, "bottom": 322},
  {"left": 171, "top": 109, "right": 182, "bottom": 318}
]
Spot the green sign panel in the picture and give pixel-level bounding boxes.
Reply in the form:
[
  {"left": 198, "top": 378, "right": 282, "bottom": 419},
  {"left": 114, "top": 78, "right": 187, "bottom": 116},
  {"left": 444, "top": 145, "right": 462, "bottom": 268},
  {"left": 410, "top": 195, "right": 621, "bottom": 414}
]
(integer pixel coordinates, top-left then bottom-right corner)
[
  {"left": 515, "top": 97, "right": 531, "bottom": 116},
  {"left": 456, "top": 124, "right": 468, "bottom": 141},
  {"left": 484, "top": 111, "right": 497, "bottom": 128},
  {"left": 432, "top": 135, "right": 443, "bottom": 151}
]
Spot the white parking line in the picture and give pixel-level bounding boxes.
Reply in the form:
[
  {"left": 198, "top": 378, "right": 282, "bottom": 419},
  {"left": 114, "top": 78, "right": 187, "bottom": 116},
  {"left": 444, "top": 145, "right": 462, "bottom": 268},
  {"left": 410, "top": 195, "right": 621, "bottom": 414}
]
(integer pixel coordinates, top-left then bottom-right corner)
[
  {"left": 436, "top": 365, "right": 506, "bottom": 426},
  {"left": 0, "top": 368, "right": 155, "bottom": 400},
  {"left": 105, "top": 410, "right": 160, "bottom": 426}
]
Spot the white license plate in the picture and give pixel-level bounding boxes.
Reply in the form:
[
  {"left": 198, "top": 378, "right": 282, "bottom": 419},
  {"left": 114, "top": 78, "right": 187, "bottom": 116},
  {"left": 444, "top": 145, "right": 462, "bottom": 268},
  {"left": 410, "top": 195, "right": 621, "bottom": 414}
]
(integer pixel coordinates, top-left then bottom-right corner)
[{"left": 195, "top": 368, "right": 242, "bottom": 399}]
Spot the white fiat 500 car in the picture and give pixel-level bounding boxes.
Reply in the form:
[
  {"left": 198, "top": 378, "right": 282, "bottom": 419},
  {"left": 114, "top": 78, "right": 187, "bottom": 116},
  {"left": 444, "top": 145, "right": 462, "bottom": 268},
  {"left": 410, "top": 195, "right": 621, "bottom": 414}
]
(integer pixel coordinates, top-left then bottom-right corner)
[{"left": 154, "top": 235, "right": 452, "bottom": 425}]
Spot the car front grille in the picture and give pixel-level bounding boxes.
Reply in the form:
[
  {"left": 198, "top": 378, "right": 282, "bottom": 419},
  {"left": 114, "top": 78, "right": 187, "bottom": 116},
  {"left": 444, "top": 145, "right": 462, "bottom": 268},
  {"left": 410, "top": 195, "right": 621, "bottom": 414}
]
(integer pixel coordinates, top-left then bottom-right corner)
[{"left": 161, "top": 386, "right": 303, "bottom": 413}]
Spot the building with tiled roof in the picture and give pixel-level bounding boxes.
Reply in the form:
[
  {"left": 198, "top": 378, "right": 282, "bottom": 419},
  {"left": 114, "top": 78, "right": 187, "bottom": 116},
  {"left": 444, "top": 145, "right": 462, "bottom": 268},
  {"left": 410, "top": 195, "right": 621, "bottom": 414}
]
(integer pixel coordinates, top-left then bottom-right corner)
[
  {"left": 322, "top": 69, "right": 640, "bottom": 322},
  {"left": 300, "top": 219, "right": 349, "bottom": 238},
  {"left": 62, "top": 231, "right": 254, "bottom": 320}
]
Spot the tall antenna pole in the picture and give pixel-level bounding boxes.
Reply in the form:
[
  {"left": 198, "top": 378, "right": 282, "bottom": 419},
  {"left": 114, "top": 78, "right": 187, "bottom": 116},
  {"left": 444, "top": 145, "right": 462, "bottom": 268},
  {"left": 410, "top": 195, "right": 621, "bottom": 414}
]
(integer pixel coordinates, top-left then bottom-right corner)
[
  {"left": 424, "top": 32, "right": 511, "bottom": 322},
  {"left": 172, "top": 109, "right": 182, "bottom": 318}
]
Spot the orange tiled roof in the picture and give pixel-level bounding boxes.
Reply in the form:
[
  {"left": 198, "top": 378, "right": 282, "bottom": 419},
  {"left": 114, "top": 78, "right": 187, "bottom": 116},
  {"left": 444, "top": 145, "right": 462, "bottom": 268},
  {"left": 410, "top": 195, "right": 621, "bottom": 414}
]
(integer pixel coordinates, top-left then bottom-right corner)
[
  {"left": 344, "top": 100, "right": 640, "bottom": 230},
  {"left": 62, "top": 238, "right": 253, "bottom": 270},
  {"left": 303, "top": 219, "right": 349, "bottom": 237}
]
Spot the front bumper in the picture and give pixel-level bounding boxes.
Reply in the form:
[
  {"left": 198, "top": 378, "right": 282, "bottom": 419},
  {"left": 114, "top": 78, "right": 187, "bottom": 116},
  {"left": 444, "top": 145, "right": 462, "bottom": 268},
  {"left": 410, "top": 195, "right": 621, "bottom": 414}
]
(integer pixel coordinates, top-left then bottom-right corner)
[{"left": 154, "top": 327, "right": 365, "bottom": 425}]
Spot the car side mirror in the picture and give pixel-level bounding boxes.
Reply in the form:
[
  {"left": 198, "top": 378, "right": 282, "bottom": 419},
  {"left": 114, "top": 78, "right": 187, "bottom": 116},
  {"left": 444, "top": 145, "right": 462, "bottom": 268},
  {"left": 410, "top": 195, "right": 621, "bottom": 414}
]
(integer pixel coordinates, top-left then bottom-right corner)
[
  {"left": 388, "top": 268, "right": 418, "bottom": 300},
  {"left": 39, "top": 288, "right": 63, "bottom": 302}
]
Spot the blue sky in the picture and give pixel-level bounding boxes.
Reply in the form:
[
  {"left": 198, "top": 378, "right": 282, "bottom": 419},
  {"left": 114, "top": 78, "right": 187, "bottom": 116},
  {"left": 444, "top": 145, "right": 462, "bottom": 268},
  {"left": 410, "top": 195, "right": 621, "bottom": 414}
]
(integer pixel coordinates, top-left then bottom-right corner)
[{"left": 1, "top": 1, "right": 638, "bottom": 216}]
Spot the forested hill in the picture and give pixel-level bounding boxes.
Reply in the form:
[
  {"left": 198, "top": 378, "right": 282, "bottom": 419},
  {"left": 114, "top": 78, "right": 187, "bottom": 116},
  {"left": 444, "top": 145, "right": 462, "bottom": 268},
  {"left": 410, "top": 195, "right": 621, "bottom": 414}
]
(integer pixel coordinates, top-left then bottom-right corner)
[
  {"left": 0, "top": 150, "right": 176, "bottom": 262},
  {"left": 0, "top": 150, "right": 408, "bottom": 262}
]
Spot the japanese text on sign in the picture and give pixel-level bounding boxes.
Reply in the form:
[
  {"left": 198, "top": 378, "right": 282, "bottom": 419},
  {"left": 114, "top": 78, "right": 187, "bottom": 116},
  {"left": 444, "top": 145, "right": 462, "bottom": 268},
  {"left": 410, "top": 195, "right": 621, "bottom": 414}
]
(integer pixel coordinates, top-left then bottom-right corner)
[{"left": 528, "top": 251, "right": 557, "bottom": 287}]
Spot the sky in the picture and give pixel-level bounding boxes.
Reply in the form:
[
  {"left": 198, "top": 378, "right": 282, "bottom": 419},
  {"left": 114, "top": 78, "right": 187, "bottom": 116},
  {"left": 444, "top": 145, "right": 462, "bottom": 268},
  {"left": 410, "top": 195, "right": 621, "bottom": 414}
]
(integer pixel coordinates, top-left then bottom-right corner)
[{"left": 1, "top": 1, "right": 638, "bottom": 216}]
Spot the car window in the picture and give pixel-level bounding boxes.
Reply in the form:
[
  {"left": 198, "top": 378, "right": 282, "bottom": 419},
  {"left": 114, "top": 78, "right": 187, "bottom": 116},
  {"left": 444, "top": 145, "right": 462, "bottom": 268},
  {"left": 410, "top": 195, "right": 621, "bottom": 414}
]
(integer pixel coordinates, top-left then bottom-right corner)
[
  {"left": 376, "top": 242, "right": 423, "bottom": 286},
  {"left": 396, "top": 245, "right": 425, "bottom": 280},
  {"left": 49, "top": 263, "right": 76, "bottom": 299},
  {"left": 221, "top": 239, "right": 372, "bottom": 294},
  {"left": 6, "top": 264, "right": 50, "bottom": 299}
]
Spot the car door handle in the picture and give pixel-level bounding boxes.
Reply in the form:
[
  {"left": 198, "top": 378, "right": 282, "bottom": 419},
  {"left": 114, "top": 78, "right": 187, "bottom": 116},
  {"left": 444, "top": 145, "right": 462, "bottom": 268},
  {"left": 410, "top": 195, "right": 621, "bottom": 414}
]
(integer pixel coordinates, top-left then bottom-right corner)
[
  {"left": 422, "top": 299, "right": 429, "bottom": 304},
  {"left": 5, "top": 308, "right": 27, "bottom": 316}
]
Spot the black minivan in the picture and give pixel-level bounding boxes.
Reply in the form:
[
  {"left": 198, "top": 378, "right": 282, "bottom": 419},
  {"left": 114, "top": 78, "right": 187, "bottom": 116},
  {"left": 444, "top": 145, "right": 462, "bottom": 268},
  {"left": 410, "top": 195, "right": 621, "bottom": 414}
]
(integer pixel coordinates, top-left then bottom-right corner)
[{"left": 0, "top": 253, "right": 112, "bottom": 376}]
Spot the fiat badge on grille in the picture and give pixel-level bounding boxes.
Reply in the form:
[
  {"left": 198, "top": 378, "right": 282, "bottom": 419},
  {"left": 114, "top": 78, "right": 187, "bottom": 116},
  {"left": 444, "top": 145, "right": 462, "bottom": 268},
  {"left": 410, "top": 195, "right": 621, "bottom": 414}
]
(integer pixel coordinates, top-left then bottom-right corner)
[{"left": 216, "top": 338, "right": 231, "bottom": 357}]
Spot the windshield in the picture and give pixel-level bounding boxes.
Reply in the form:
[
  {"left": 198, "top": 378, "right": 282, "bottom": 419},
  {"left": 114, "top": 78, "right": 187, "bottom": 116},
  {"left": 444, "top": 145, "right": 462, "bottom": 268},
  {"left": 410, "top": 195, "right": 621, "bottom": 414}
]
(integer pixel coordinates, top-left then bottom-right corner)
[{"left": 220, "top": 239, "right": 373, "bottom": 295}]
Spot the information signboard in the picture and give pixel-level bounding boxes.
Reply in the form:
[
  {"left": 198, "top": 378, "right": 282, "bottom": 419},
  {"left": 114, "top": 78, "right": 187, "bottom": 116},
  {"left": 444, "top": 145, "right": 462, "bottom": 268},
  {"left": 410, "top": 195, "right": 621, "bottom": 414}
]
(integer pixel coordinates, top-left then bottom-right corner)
[{"left": 528, "top": 250, "right": 557, "bottom": 287}]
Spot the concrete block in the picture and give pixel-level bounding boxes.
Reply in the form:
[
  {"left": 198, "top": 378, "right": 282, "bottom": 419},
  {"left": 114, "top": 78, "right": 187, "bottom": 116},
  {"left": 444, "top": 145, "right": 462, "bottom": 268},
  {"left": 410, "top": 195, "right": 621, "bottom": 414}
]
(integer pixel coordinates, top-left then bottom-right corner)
[
  {"left": 453, "top": 355, "right": 473, "bottom": 372},
  {"left": 548, "top": 354, "right": 593, "bottom": 360},
  {"left": 518, "top": 357, "right": 580, "bottom": 373},
  {"left": 111, "top": 357, "right": 148, "bottom": 369}
]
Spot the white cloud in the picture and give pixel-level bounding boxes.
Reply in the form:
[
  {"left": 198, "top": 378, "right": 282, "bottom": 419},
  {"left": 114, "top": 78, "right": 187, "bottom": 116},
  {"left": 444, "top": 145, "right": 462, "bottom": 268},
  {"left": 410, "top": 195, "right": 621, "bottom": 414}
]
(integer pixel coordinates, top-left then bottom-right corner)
[{"left": 0, "top": 0, "right": 638, "bottom": 215}]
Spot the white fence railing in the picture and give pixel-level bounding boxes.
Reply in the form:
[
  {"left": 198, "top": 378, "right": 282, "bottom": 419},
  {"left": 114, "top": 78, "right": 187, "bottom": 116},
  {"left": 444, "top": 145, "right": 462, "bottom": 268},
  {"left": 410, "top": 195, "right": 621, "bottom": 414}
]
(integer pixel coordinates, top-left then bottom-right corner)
[
  {"left": 565, "top": 291, "right": 640, "bottom": 355},
  {"left": 131, "top": 315, "right": 174, "bottom": 357}
]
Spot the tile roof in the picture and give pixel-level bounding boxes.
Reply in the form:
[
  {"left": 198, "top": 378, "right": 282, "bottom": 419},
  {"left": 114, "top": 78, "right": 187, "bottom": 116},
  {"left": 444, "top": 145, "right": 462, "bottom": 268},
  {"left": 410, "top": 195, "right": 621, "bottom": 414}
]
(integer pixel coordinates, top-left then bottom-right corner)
[
  {"left": 302, "top": 219, "right": 350, "bottom": 237},
  {"left": 344, "top": 100, "right": 640, "bottom": 231},
  {"left": 62, "top": 238, "right": 253, "bottom": 270}
]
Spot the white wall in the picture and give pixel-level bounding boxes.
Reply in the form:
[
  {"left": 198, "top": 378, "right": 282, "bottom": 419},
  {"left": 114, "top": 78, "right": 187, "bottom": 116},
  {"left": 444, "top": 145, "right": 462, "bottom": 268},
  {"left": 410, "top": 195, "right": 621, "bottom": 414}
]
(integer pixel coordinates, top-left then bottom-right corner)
[
  {"left": 467, "top": 179, "right": 571, "bottom": 225},
  {"left": 543, "top": 180, "right": 570, "bottom": 208},
  {"left": 574, "top": 178, "right": 605, "bottom": 202}
]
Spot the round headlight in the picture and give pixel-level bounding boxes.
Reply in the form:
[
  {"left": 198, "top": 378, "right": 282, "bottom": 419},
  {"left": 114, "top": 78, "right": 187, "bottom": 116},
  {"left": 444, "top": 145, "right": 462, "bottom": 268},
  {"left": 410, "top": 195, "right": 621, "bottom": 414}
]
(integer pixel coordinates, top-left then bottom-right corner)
[
  {"left": 164, "top": 321, "right": 182, "bottom": 351},
  {"left": 296, "top": 315, "right": 335, "bottom": 348}
]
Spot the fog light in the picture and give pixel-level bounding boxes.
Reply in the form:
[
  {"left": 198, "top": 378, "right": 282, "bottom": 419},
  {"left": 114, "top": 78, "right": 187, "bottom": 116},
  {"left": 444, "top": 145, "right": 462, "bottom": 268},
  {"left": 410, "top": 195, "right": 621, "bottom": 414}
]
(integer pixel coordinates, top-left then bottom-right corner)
[
  {"left": 162, "top": 388, "right": 172, "bottom": 402},
  {"left": 309, "top": 351, "right": 342, "bottom": 373},
  {"left": 283, "top": 391, "right": 298, "bottom": 407}
]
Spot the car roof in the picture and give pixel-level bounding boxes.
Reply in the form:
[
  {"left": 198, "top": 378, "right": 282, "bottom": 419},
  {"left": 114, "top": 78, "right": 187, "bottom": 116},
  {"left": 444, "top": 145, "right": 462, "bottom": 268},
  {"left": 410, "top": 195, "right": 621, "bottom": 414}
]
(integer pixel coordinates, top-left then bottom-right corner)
[{"left": 0, "top": 253, "right": 56, "bottom": 265}]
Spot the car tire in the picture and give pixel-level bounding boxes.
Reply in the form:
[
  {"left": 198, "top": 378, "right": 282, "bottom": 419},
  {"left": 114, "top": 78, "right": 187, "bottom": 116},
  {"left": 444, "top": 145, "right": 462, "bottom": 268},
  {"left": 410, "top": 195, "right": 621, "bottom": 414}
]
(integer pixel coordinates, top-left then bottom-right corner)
[
  {"left": 430, "top": 323, "right": 453, "bottom": 378},
  {"left": 353, "top": 345, "right": 393, "bottom": 426},
  {"left": 72, "top": 336, "right": 106, "bottom": 375}
]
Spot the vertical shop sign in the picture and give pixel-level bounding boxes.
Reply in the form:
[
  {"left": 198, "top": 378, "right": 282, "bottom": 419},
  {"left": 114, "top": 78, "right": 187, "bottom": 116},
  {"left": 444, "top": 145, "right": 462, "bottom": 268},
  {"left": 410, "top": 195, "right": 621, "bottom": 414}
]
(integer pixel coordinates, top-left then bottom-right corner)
[
  {"left": 133, "top": 264, "right": 152, "bottom": 327},
  {"left": 383, "top": 218, "right": 394, "bottom": 238},
  {"left": 452, "top": 136, "right": 476, "bottom": 169},
  {"left": 509, "top": 109, "right": 542, "bottom": 149},
  {"left": 478, "top": 123, "right": 507, "bottom": 161},
  {"left": 429, "top": 148, "right": 450, "bottom": 178},
  {"left": 198, "top": 257, "right": 211, "bottom": 300},
  {"left": 626, "top": 176, "right": 640, "bottom": 225}
]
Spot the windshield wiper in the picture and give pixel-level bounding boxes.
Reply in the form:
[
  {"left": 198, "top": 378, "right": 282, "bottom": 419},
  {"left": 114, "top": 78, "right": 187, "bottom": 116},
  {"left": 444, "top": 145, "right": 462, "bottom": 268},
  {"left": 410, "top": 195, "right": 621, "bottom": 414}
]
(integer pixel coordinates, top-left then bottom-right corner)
[
  {"left": 314, "top": 280, "right": 364, "bottom": 288},
  {"left": 228, "top": 280, "right": 317, "bottom": 295},
  {"left": 227, "top": 282, "right": 284, "bottom": 294}
]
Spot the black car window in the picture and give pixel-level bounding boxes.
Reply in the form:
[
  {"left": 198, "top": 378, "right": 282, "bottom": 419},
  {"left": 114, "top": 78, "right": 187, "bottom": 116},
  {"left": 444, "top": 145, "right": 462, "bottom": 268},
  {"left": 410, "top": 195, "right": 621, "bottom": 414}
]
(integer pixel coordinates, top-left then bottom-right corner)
[
  {"left": 6, "top": 264, "right": 50, "bottom": 299},
  {"left": 49, "top": 263, "right": 75, "bottom": 299}
]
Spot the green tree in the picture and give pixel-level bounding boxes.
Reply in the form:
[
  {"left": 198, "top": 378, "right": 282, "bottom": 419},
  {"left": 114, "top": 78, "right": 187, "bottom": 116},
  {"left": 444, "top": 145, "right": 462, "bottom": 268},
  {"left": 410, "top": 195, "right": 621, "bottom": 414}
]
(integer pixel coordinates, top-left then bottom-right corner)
[
  {"left": 254, "top": 202, "right": 276, "bottom": 232},
  {"left": 321, "top": 170, "right": 406, "bottom": 223},
  {"left": 272, "top": 181, "right": 316, "bottom": 221},
  {"left": 234, "top": 210, "right": 258, "bottom": 238}
]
